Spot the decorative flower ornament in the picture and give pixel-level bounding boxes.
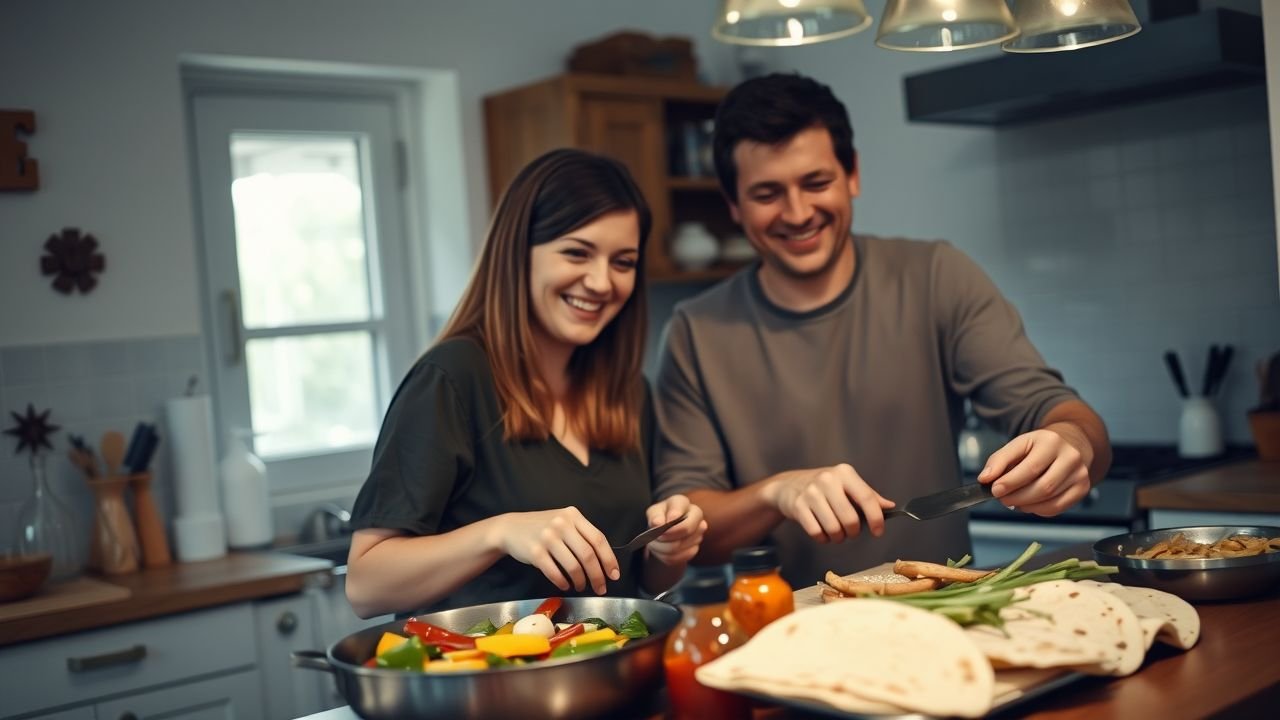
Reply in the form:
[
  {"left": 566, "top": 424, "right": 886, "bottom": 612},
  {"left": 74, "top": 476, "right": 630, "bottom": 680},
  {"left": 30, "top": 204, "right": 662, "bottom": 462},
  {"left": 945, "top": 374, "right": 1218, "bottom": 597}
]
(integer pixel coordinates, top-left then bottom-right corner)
[
  {"left": 41, "top": 227, "right": 105, "bottom": 294},
  {"left": 4, "top": 404, "right": 60, "bottom": 455}
]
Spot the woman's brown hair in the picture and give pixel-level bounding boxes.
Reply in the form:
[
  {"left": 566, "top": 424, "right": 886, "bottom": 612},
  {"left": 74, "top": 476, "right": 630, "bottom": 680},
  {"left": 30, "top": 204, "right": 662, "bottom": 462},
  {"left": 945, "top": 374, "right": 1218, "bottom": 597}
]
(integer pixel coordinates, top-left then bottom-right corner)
[{"left": 438, "top": 149, "right": 651, "bottom": 454}]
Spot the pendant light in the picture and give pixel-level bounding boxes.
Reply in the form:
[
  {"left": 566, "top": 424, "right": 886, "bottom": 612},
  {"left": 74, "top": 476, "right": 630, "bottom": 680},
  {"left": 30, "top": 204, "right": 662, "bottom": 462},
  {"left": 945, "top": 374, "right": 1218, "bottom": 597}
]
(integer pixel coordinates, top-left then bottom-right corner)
[
  {"left": 712, "top": 0, "right": 873, "bottom": 47},
  {"left": 1002, "top": 0, "right": 1141, "bottom": 53},
  {"left": 875, "top": 0, "right": 1019, "bottom": 52}
]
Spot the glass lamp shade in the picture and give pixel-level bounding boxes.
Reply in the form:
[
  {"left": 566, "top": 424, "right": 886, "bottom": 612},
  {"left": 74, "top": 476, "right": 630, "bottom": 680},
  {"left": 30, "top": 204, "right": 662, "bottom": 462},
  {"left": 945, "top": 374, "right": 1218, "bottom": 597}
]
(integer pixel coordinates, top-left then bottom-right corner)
[
  {"left": 712, "top": 0, "right": 873, "bottom": 47},
  {"left": 875, "top": 0, "right": 1019, "bottom": 52},
  {"left": 1002, "top": 0, "right": 1141, "bottom": 53}
]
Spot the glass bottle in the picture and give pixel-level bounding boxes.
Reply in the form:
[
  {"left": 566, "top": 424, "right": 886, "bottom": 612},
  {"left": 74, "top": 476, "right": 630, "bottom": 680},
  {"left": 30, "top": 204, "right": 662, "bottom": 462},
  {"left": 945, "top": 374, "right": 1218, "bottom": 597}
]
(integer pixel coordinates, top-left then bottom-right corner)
[
  {"left": 16, "top": 452, "right": 84, "bottom": 581},
  {"left": 663, "top": 573, "right": 751, "bottom": 720},
  {"left": 729, "top": 546, "right": 794, "bottom": 637}
]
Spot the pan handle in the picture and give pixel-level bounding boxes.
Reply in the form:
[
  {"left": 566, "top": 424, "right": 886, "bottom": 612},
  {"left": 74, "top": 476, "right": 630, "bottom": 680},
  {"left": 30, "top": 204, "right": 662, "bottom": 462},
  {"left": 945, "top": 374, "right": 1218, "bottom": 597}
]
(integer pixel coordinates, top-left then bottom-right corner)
[{"left": 291, "top": 650, "right": 336, "bottom": 674}]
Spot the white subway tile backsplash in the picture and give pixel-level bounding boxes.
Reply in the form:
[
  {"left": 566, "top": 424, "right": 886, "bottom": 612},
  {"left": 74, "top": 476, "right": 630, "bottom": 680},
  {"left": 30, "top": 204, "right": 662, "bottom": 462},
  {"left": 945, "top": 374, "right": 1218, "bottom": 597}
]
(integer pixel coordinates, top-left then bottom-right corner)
[
  {"left": 992, "top": 86, "right": 1279, "bottom": 444},
  {"left": 1, "top": 347, "right": 45, "bottom": 385}
]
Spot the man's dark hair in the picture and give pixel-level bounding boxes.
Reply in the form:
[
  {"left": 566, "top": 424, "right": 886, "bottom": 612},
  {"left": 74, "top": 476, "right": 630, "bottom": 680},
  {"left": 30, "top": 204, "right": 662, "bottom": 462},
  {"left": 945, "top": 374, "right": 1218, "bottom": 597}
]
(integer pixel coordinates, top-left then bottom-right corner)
[{"left": 712, "top": 73, "right": 856, "bottom": 201}]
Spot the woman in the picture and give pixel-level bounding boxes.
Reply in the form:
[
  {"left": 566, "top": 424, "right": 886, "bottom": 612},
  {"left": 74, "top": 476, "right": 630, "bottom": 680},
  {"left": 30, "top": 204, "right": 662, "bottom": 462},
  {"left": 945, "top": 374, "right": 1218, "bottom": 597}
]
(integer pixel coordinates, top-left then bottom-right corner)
[{"left": 345, "top": 149, "right": 706, "bottom": 617}]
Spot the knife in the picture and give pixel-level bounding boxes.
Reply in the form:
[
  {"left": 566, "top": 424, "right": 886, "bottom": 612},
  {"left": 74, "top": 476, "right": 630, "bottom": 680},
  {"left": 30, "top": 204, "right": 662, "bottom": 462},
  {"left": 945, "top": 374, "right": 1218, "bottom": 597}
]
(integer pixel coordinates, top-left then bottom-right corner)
[{"left": 884, "top": 482, "right": 996, "bottom": 521}]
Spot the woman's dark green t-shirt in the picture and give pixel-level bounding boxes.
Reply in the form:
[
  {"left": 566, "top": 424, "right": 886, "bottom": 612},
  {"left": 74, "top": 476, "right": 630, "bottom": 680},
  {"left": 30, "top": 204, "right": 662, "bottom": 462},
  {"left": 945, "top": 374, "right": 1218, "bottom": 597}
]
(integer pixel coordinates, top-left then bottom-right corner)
[{"left": 350, "top": 337, "right": 653, "bottom": 612}]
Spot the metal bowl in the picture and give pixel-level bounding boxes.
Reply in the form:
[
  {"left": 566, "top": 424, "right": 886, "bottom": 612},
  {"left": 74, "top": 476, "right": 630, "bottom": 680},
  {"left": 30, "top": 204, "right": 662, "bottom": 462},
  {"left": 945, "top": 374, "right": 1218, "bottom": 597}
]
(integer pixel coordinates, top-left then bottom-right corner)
[
  {"left": 294, "top": 595, "right": 680, "bottom": 719},
  {"left": 1093, "top": 525, "right": 1280, "bottom": 602}
]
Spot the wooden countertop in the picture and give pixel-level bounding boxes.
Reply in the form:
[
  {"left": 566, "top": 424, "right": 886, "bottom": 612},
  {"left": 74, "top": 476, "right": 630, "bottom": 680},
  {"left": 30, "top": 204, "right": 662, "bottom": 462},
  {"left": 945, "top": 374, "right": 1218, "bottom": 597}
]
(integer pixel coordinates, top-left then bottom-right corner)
[
  {"left": 1137, "top": 460, "right": 1280, "bottom": 513},
  {"left": 0, "top": 552, "right": 332, "bottom": 648},
  {"left": 295, "top": 544, "right": 1280, "bottom": 720}
]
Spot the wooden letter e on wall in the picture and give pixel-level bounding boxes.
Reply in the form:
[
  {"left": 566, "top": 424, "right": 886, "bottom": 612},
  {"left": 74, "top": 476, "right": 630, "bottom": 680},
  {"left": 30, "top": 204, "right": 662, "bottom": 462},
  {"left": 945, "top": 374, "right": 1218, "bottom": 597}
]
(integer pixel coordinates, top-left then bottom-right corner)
[{"left": 1, "top": 110, "right": 40, "bottom": 191}]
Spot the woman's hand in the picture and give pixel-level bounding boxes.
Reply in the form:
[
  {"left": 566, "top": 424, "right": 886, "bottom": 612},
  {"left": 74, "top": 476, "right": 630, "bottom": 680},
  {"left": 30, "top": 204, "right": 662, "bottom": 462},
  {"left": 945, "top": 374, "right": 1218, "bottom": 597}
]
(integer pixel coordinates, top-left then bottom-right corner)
[
  {"left": 493, "top": 506, "right": 619, "bottom": 595},
  {"left": 643, "top": 494, "right": 707, "bottom": 567}
]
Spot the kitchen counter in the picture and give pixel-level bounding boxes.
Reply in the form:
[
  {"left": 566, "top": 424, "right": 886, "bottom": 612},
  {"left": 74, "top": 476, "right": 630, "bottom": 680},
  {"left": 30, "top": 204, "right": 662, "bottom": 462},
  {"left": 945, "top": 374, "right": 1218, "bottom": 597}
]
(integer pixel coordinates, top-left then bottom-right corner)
[
  {"left": 294, "top": 542, "right": 1280, "bottom": 720},
  {"left": 0, "top": 551, "right": 331, "bottom": 647},
  {"left": 1137, "top": 459, "right": 1280, "bottom": 513}
]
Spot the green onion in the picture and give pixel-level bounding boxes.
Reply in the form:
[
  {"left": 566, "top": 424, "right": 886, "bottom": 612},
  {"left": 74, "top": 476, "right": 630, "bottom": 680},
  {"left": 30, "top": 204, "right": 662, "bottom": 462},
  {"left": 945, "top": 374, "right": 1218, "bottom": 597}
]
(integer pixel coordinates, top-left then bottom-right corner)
[{"left": 873, "top": 542, "right": 1118, "bottom": 629}]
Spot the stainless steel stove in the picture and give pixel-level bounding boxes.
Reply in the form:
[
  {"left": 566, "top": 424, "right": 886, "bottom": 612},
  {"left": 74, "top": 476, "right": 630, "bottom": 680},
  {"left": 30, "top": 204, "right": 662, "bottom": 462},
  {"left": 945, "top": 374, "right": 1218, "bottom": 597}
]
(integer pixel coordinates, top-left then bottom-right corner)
[{"left": 967, "top": 443, "right": 1254, "bottom": 566}]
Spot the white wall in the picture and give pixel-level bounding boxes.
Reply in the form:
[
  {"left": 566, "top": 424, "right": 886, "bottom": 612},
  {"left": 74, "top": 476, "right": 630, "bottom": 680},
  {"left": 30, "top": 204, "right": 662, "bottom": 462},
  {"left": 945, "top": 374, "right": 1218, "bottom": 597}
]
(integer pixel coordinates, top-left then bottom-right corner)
[{"left": 0, "top": 0, "right": 734, "bottom": 347}]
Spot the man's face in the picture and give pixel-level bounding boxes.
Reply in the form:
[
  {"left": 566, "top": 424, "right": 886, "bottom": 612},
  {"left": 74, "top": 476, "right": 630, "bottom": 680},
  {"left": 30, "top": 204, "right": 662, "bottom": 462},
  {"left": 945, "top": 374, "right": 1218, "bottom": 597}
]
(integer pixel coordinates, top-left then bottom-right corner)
[{"left": 728, "top": 125, "right": 859, "bottom": 281}]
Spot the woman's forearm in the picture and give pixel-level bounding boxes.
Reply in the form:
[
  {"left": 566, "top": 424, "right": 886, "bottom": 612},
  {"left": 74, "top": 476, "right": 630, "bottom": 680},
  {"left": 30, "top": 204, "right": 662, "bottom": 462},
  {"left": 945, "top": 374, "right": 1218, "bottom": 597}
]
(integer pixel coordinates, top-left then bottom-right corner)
[{"left": 345, "top": 518, "right": 507, "bottom": 617}]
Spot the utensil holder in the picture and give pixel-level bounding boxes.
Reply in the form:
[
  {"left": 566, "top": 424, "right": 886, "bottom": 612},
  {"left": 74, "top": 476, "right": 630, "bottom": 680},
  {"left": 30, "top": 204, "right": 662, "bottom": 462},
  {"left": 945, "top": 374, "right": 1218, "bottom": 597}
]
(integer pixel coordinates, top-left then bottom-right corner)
[
  {"left": 88, "top": 476, "right": 140, "bottom": 575},
  {"left": 1179, "top": 396, "right": 1223, "bottom": 458},
  {"left": 1247, "top": 411, "right": 1280, "bottom": 461},
  {"left": 130, "top": 472, "right": 172, "bottom": 568}
]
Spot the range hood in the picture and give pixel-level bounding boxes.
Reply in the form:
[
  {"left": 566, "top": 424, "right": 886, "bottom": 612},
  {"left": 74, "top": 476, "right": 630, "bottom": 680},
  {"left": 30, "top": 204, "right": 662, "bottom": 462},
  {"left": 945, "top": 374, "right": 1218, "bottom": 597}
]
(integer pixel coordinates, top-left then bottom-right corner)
[{"left": 904, "top": 8, "right": 1264, "bottom": 126}]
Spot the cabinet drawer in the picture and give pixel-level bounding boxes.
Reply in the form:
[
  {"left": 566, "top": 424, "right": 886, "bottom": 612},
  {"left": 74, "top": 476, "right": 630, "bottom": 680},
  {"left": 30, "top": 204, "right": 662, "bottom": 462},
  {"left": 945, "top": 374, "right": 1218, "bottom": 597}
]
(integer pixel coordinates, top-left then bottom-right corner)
[{"left": 0, "top": 602, "right": 257, "bottom": 718}]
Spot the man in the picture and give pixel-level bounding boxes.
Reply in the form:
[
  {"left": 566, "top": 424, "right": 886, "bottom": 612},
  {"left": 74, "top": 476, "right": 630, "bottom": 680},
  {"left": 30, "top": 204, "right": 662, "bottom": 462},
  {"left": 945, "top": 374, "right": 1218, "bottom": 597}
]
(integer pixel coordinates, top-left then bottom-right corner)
[{"left": 653, "top": 73, "right": 1111, "bottom": 587}]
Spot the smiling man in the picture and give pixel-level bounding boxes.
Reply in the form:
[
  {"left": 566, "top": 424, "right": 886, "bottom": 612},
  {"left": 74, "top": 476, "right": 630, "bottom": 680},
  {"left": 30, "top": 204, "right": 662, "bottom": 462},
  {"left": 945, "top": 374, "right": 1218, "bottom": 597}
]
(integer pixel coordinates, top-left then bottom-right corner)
[{"left": 653, "top": 73, "right": 1112, "bottom": 586}]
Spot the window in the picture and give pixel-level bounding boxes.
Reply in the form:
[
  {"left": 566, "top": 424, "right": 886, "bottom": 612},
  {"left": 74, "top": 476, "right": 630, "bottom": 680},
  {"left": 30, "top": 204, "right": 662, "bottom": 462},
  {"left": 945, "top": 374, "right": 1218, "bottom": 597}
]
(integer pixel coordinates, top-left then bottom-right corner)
[{"left": 190, "top": 91, "right": 415, "bottom": 493}]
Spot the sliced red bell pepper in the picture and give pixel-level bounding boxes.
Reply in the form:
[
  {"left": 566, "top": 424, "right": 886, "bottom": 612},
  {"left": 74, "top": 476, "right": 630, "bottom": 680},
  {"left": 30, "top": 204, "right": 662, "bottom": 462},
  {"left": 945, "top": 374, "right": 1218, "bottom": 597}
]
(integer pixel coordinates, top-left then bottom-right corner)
[
  {"left": 547, "top": 622, "right": 584, "bottom": 651},
  {"left": 403, "top": 618, "right": 477, "bottom": 650},
  {"left": 533, "top": 597, "right": 563, "bottom": 619}
]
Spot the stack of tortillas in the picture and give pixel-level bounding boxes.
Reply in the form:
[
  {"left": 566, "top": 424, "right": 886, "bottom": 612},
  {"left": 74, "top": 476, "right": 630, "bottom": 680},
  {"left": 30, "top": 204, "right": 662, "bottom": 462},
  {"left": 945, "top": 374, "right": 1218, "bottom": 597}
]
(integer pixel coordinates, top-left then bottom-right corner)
[
  {"left": 696, "top": 580, "right": 1199, "bottom": 717},
  {"left": 696, "top": 600, "right": 996, "bottom": 718}
]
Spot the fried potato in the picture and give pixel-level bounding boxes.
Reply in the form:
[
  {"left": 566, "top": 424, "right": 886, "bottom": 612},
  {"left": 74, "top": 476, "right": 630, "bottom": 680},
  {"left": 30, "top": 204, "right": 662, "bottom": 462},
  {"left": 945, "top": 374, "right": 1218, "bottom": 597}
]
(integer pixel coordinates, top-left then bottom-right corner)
[
  {"left": 894, "top": 560, "right": 993, "bottom": 583},
  {"left": 823, "top": 571, "right": 939, "bottom": 598}
]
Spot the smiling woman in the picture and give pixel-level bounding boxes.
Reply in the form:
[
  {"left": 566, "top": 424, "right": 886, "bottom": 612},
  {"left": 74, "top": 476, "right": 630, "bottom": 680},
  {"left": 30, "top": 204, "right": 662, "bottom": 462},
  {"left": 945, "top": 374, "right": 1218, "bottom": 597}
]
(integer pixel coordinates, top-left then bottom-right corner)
[{"left": 343, "top": 149, "right": 708, "bottom": 617}]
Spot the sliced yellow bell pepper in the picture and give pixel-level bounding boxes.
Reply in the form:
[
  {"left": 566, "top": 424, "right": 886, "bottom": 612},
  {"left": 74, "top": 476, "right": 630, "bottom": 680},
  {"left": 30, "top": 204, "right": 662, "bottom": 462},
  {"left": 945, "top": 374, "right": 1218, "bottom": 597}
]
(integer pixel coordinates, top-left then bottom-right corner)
[
  {"left": 474, "top": 633, "right": 551, "bottom": 658},
  {"left": 494, "top": 621, "right": 515, "bottom": 635},
  {"left": 614, "top": 637, "right": 629, "bottom": 648},
  {"left": 424, "top": 658, "right": 489, "bottom": 673},
  {"left": 375, "top": 631, "right": 408, "bottom": 657},
  {"left": 568, "top": 628, "right": 617, "bottom": 647},
  {"left": 442, "top": 648, "right": 486, "bottom": 662}
]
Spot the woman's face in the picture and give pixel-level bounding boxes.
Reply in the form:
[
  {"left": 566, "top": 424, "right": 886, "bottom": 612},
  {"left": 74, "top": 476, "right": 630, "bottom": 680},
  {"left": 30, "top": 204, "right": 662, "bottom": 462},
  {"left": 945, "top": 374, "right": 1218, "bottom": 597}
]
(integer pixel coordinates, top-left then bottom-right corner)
[{"left": 528, "top": 209, "right": 640, "bottom": 356}]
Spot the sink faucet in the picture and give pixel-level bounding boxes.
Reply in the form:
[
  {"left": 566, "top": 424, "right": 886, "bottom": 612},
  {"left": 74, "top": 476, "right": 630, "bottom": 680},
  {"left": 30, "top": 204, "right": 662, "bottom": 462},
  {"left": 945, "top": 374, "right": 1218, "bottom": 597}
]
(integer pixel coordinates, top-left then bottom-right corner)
[{"left": 299, "top": 503, "right": 352, "bottom": 544}]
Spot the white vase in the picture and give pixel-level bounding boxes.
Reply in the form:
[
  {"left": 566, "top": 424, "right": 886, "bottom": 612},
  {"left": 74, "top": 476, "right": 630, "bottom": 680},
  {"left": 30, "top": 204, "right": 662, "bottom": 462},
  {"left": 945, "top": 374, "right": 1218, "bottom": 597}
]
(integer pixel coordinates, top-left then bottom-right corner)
[
  {"left": 720, "top": 234, "right": 756, "bottom": 263},
  {"left": 671, "top": 223, "right": 719, "bottom": 271}
]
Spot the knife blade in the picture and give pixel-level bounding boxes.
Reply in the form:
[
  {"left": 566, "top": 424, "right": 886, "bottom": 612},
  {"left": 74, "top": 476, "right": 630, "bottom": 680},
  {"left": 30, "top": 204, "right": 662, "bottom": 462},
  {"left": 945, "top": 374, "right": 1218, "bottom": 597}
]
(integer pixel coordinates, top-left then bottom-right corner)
[{"left": 886, "top": 482, "right": 996, "bottom": 521}]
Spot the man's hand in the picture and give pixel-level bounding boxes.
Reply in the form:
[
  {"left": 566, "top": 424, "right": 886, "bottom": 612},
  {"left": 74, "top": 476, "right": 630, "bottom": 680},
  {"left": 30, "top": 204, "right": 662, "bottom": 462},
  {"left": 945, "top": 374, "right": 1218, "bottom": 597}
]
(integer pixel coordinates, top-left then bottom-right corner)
[
  {"left": 644, "top": 494, "right": 707, "bottom": 567},
  {"left": 759, "top": 463, "right": 895, "bottom": 542},
  {"left": 979, "top": 422, "right": 1093, "bottom": 517}
]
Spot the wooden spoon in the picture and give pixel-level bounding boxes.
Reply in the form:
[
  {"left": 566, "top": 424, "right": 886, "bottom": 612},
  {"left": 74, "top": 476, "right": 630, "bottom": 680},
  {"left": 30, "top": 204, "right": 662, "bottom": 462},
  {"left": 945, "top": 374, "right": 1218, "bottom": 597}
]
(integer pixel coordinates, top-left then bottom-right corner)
[{"left": 100, "top": 431, "right": 126, "bottom": 477}]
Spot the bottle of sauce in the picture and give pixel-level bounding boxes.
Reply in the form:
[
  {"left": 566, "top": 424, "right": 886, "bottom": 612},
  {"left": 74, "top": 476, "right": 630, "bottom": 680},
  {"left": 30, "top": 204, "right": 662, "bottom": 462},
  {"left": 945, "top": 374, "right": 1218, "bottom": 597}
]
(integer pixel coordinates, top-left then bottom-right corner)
[
  {"left": 663, "top": 572, "right": 750, "bottom": 720},
  {"left": 729, "top": 546, "right": 794, "bottom": 637}
]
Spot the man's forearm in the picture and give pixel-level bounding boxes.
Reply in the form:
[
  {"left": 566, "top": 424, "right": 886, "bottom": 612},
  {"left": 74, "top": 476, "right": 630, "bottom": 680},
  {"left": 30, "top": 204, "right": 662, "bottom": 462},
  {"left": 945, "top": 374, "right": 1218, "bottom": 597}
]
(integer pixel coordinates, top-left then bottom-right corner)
[
  {"left": 1040, "top": 399, "right": 1112, "bottom": 485},
  {"left": 686, "top": 485, "right": 785, "bottom": 565}
]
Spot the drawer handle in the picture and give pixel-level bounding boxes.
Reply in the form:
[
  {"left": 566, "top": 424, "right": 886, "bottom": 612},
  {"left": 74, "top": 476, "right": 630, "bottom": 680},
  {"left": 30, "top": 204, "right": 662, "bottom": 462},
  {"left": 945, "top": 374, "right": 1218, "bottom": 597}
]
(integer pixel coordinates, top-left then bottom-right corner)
[{"left": 67, "top": 644, "right": 148, "bottom": 672}]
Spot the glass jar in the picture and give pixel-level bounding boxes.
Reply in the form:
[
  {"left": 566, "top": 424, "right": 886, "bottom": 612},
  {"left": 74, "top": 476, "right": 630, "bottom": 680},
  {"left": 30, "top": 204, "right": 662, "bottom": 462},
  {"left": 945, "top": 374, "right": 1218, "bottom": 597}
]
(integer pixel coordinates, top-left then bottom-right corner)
[
  {"left": 16, "top": 453, "right": 84, "bottom": 581},
  {"left": 729, "top": 546, "right": 794, "bottom": 637},
  {"left": 663, "top": 573, "right": 751, "bottom": 720}
]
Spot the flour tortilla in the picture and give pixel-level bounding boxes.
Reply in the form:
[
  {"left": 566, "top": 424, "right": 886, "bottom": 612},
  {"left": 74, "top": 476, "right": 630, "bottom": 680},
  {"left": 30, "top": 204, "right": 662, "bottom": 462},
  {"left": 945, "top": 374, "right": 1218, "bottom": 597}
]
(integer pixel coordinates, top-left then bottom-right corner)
[
  {"left": 695, "top": 599, "right": 995, "bottom": 718},
  {"left": 1075, "top": 579, "right": 1200, "bottom": 650},
  {"left": 965, "top": 580, "right": 1145, "bottom": 677}
]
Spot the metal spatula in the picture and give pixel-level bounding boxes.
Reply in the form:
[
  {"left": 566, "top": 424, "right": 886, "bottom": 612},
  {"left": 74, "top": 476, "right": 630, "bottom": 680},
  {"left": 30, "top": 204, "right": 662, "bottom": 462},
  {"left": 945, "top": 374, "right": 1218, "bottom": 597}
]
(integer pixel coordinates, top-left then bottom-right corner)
[{"left": 884, "top": 482, "right": 996, "bottom": 521}]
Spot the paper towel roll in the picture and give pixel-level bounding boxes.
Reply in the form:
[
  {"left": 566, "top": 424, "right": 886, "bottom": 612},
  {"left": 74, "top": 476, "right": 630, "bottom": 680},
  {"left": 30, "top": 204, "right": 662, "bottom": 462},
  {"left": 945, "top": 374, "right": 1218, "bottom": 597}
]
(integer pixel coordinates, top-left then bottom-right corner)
[
  {"left": 174, "top": 512, "right": 227, "bottom": 562},
  {"left": 164, "top": 395, "right": 223, "bottom": 518}
]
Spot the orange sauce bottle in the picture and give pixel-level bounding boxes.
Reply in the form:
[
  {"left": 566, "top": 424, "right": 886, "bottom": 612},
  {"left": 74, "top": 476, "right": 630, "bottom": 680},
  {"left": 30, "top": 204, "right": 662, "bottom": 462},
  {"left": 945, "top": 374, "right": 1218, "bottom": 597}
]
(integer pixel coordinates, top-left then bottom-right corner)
[
  {"left": 729, "top": 546, "right": 794, "bottom": 637},
  {"left": 663, "top": 573, "right": 750, "bottom": 720}
]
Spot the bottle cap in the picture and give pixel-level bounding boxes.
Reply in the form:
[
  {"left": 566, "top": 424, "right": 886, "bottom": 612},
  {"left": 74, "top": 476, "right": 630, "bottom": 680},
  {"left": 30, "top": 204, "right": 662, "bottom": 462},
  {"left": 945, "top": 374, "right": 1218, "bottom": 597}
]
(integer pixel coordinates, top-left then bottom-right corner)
[
  {"left": 679, "top": 571, "right": 729, "bottom": 604},
  {"left": 731, "top": 546, "right": 779, "bottom": 574}
]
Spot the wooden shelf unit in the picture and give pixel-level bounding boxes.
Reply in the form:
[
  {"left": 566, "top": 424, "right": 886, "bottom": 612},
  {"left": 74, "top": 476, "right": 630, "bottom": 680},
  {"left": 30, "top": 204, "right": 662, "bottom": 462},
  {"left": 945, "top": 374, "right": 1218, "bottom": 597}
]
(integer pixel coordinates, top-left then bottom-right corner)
[{"left": 484, "top": 73, "right": 749, "bottom": 282}]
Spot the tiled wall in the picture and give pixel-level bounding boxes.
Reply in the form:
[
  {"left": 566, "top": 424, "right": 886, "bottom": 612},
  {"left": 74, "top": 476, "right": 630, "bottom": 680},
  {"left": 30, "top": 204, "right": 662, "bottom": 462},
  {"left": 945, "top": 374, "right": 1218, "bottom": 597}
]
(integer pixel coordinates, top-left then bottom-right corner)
[
  {"left": 977, "top": 85, "right": 1279, "bottom": 443},
  {"left": 0, "top": 336, "right": 205, "bottom": 556}
]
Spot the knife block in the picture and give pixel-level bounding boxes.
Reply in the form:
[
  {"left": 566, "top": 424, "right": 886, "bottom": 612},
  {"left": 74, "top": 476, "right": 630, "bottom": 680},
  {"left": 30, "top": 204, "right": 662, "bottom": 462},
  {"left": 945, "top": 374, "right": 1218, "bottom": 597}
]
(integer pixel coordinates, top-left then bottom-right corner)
[
  {"left": 88, "top": 475, "right": 140, "bottom": 575},
  {"left": 130, "top": 472, "right": 172, "bottom": 568}
]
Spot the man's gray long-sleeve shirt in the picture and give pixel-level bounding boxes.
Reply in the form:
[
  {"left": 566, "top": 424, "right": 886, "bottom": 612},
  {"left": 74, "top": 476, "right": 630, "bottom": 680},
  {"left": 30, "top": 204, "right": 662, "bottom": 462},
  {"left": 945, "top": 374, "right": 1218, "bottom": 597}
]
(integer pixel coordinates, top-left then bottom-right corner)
[{"left": 653, "top": 234, "right": 1078, "bottom": 587}]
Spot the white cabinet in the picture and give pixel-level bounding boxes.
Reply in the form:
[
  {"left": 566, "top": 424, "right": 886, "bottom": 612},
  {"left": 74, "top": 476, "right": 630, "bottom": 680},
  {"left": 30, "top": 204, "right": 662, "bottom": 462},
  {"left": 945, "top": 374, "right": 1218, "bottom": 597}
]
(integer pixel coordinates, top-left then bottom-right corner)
[
  {"left": 306, "top": 569, "right": 392, "bottom": 709},
  {"left": 0, "top": 603, "right": 258, "bottom": 719},
  {"left": 94, "top": 669, "right": 262, "bottom": 720},
  {"left": 254, "top": 590, "right": 328, "bottom": 719},
  {"left": 0, "top": 586, "right": 340, "bottom": 720}
]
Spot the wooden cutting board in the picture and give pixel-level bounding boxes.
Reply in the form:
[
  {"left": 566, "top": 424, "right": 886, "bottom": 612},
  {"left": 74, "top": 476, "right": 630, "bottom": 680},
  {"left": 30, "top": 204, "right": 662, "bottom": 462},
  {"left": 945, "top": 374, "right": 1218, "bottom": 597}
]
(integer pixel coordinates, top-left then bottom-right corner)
[
  {"left": 791, "top": 564, "right": 1077, "bottom": 709},
  {"left": 0, "top": 577, "right": 130, "bottom": 622}
]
